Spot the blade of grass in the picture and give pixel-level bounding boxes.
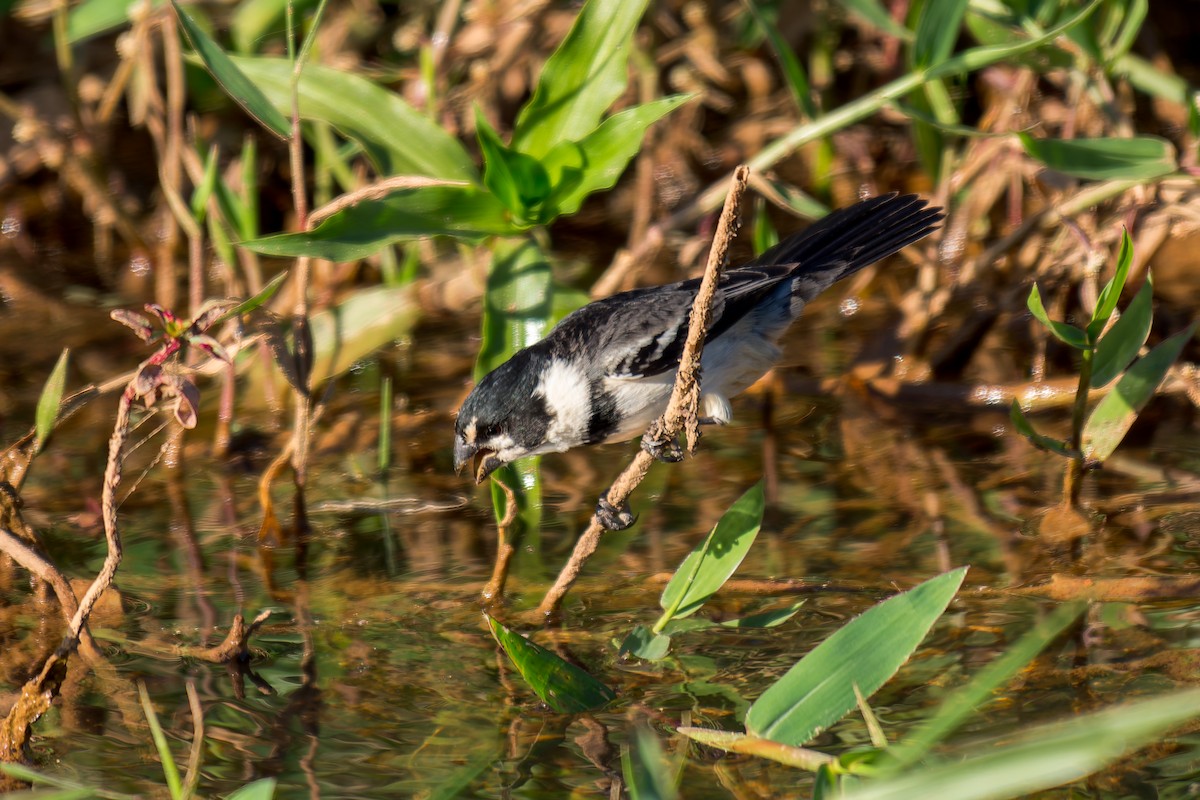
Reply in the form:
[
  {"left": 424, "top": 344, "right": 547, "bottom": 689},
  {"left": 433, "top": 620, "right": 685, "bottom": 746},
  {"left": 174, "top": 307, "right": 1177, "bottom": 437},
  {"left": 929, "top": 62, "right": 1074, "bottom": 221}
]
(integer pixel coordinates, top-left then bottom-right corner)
[
  {"left": 34, "top": 349, "right": 69, "bottom": 454},
  {"left": 1090, "top": 277, "right": 1153, "bottom": 388},
  {"left": 138, "top": 682, "right": 183, "bottom": 800}
]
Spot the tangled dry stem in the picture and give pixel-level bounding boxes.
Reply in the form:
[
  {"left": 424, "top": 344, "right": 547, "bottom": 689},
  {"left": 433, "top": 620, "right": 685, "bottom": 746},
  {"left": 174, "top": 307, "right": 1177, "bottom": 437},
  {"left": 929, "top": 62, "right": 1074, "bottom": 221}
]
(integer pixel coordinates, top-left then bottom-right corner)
[{"left": 533, "top": 165, "right": 751, "bottom": 619}]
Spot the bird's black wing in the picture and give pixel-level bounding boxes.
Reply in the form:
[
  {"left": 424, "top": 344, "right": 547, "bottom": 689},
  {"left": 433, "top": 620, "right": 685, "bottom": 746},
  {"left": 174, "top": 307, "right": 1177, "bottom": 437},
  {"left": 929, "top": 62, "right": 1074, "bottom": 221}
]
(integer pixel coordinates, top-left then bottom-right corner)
[{"left": 596, "top": 267, "right": 795, "bottom": 379}]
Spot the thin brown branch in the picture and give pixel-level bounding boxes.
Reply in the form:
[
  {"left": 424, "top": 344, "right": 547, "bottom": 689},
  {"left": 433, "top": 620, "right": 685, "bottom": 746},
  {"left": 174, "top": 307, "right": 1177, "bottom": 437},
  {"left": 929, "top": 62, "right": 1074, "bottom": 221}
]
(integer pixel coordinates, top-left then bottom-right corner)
[{"left": 533, "top": 165, "right": 751, "bottom": 618}]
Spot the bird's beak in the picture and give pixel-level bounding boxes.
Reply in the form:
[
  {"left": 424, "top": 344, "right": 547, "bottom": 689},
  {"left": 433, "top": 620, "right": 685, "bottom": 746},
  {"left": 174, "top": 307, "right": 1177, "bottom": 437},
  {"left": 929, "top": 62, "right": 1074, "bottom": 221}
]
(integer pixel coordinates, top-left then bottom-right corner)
[{"left": 454, "top": 440, "right": 503, "bottom": 484}]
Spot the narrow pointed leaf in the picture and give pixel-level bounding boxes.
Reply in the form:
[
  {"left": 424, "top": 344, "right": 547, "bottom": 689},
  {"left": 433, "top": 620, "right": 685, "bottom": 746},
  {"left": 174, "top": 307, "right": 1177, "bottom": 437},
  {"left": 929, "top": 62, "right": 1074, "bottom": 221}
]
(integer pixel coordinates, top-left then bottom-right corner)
[
  {"left": 911, "top": 0, "right": 970, "bottom": 68},
  {"left": 34, "top": 349, "right": 69, "bottom": 453},
  {"left": 486, "top": 614, "right": 615, "bottom": 713},
  {"left": 215, "top": 271, "right": 289, "bottom": 325},
  {"left": 1027, "top": 284, "right": 1091, "bottom": 349},
  {"left": 512, "top": 0, "right": 650, "bottom": 158},
  {"left": 843, "top": 689, "right": 1200, "bottom": 800},
  {"left": 1019, "top": 133, "right": 1176, "bottom": 181},
  {"left": 623, "top": 727, "right": 679, "bottom": 800},
  {"left": 883, "top": 601, "right": 1085, "bottom": 770},
  {"left": 241, "top": 185, "right": 519, "bottom": 261},
  {"left": 745, "top": 568, "right": 967, "bottom": 746},
  {"left": 659, "top": 482, "right": 764, "bottom": 622},
  {"left": 171, "top": 0, "right": 291, "bottom": 139},
  {"left": 841, "top": 0, "right": 913, "bottom": 40},
  {"left": 231, "top": 56, "right": 476, "bottom": 180},
  {"left": 1009, "top": 400, "right": 1074, "bottom": 458},
  {"left": 1087, "top": 229, "right": 1134, "bottom": 337},
  {"left": 1082, "top": 324, "right": 1196, "bottom": 463},
  {"left": 746, "top": 0, "right": 815, "bottom": 117},
  {"left": 1090, "top": 277, "right": 1153, "bottom": 388}
]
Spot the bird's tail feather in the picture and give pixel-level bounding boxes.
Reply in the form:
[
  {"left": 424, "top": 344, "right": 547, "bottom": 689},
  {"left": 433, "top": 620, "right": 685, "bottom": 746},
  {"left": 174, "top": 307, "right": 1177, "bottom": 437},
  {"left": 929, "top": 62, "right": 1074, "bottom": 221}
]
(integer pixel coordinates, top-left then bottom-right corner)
[{"left": 749, "top": 193, "right": 943, "bottom": 304}]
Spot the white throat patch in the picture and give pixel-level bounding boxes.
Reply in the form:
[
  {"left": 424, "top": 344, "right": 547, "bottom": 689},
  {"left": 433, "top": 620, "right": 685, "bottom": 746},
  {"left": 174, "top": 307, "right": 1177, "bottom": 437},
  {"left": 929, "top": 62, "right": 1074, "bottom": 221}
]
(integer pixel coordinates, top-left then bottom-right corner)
[{"left": 534, "top": 358, "right": 592, "bottom": 451}]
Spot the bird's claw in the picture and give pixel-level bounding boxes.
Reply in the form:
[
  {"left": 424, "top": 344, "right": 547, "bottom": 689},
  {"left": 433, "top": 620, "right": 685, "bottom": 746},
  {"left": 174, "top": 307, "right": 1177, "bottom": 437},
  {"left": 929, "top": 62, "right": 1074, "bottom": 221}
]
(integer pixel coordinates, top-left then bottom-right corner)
[
  {"left": 640, "top": 432, "right": 685, "bottom": 463},
  {"left": 596, "top": 491, "right": 637, "bottom": 531}
]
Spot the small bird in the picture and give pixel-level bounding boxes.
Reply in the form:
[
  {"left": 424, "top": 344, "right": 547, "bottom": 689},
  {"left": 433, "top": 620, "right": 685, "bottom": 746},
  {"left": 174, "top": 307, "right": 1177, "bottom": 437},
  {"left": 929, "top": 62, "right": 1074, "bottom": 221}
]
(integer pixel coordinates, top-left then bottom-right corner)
[{"left": 454, "top": 193, "right": 942, "bottom": 528}]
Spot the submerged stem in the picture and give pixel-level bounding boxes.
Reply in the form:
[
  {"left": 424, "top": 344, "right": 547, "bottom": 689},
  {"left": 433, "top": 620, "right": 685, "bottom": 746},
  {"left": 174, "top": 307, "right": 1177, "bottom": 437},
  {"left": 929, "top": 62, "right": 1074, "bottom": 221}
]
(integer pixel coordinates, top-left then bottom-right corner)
[{"left": 1062, "top": 348, "right": 1094, "bottom": 508}]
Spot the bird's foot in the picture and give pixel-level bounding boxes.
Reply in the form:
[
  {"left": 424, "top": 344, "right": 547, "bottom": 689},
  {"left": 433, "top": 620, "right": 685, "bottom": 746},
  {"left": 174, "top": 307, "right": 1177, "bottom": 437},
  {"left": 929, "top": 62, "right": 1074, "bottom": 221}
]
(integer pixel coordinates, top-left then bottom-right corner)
[
  {"left": 596, "top": 491, "right": 637, "bottom": 531},
  {"left": 640, "top": 432, "right": 685, "bottom": 463}
]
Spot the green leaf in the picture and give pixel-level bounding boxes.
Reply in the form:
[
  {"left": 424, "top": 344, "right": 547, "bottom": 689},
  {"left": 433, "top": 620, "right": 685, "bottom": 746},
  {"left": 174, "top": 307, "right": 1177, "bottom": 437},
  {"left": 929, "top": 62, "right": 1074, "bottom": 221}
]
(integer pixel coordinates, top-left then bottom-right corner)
[
  {"left": 231, "top": 0, "right": 315, "bottom": 53},
  {"left": 215, "top": 270, "right": 290, "bottom": 325},
  {"left": 191, "top": 144, "right": 220, "bottom": 223},
  {"left": 0, "top": 763, "right": 101, "bottom": 798},
  {"left": 542, "top": 95, "right": 691, "bottom": 219},
  {"left": 841, "top": 0, "right": 914, "bottom": 41},
  {"left": 137, "top": 682, "right": 182, "bottom": 799},
  {"left": 225, "top": 778, "right": 278, "bottom": 800},
  {"left": 1009, "top": 400, "right": 1074, "bottom": 458},
  {"left": 720, "top": 600, "right": 806, "bottom": 629},
  {"left": 512, "top": 0, "right": 650, "bottom": 158},
  {"left": 171, "top": 0, "right": 291, "bottom": 140},
  {"left": 1018, "top": 133, "right": 1177, "bottom": 181},
  {"left": 486, "top": 613, "right": 616, "bottom": 713},
  {"left": 842, "top": 689, "right": 1200, "bottom": 800},
  {"left": 745, "top": 567, "right": 967, "bottom": 747},
  {"left": 657, "top": 482, "right": 764, "bottom": 625},
  {"left": 911, "top": 0, "right": 970, "bottom": 68},
  {"left": 241, "top": 184, "right": 518, "bottom": 261},
  {"left": 1087, "top": 229, "right": 1134, "bottom": 338},
  {"left": 67, "top": 0, "right": 158, "bottom": 42},
  {"left": 619, "top": 625, "right": 672, "bottom": 661},
  {"left": 675, "top": 728, "right": 836, "bottom": 771},
  {"left": 34, "top": 349, "right": 69, "bottom": 454},
  {"left": 623, "top": 727, "right": 679, "bottom": 800},
  {"left": 882, "top": 601, "right": 1085, "bottom": 770},
  {"left": 231, "top": 56, "right": 476, "bottom": 181},
  {"left": 476, "top": 113, "right": 551, "bottom": 221},
  {"left": 1090, "top": 276, "right": 1153, "bottom": 388},
  {"left": 1082, "top": 323, "right": 1196, "bottom": 463},
  {"left": 746, "top": 0, "right": 816, "bottom": 118},
  {"left": 1026, "top": 284, "right": 1092, "bottom": 350}
]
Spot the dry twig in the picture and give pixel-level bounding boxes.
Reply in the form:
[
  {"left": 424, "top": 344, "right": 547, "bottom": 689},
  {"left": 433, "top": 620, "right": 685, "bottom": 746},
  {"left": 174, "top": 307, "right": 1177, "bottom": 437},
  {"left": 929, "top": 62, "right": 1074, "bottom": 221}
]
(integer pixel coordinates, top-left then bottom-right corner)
[{"left": 533, "top": 165, "right": 751, "bottom": 618}]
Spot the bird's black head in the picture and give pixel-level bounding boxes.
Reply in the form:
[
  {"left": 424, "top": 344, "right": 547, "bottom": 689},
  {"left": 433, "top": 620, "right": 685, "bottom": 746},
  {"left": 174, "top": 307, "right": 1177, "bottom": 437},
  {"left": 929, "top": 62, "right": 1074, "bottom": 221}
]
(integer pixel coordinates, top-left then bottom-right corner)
[{"left": 453, "top": 349, "right": 553, "bottom": 484}]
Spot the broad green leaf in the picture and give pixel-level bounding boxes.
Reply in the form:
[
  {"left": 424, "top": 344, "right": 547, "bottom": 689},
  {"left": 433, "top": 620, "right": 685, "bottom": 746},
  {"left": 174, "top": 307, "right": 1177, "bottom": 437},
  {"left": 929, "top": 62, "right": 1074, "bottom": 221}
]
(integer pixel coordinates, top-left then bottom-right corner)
[
  {"left": 225, "top": 778, "right": 278, "bottom": 800},
  {"left": 1087, "top": 229, "right": 1134, "bottom": 338},
  {"left": 746, "top": 0, "right": 816, "bottom": 118},
  {"left": 746, "top": 567, "right": 967, "bottom": 746},
  {"left": 512, "top": 0, "right": 650, "bottom": 158},
  {"left": 477, "top": 238, "right": 553, "bottom": 533},
  {"left": 1082, "top": 324, "right": 1196, "bottom": 463},
  {"left": 657, "top": 482, "right": 764, "bottom": 625},
  {"left": 623, "top": 727, "right": 679, "bottom": 800},
  {"left": 883, "top": 601, "right": 1085, "bottom": 769},
  {"left": 911, "top": 0, "right": 970, "bottom": 68},
  {"left": 675, "top": 728, "right": 835, "bottom": 771},
  {"left": 542, "top": 95, "right": 691, "bottom": 218},
  {"left": 620, "top": 625, "right": 672, "bottom": 661},
  {"left": 476, "top": 114, "right": 551, "bottom": 221},
  {"left": 34, "top": 349, "right": 69, "bottom": 454},
  {"left": 1026, "top": 284, "right": 1092, "bottom": 350},
  {"left": 1019, "top": 133, "right": 1176, "bottom": 181},
  {"left": 1009, "top": 400, "right": 1074, "bottom": 458},
  {"left": 171, "top": 1, "right": 291, "bottom": 139},
  {"left": 241, "top": 184, "right": 518, "bottom": 261},
  {"left": 232, "top": 57, "right": 476, "bottom": 181},
  {"left": 720, "top": 600, "right": 806, "bottom": 629},
  {"left": 1090, "top": 277, "right": 1153, "bottom": 388},
  {"left": 843, "top": 689, "right": 1200, "bottom": 800},
  {"left": 486, "top": 613, "right": 616, "bottom": 713}
]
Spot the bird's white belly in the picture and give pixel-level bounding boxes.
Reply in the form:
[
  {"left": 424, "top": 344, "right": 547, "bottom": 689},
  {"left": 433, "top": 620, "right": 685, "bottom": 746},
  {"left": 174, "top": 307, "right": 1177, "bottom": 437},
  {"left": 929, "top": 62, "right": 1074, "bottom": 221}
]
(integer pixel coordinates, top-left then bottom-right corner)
[{"left": 601, "top": 319, "right": 782, "bottom": 444}]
